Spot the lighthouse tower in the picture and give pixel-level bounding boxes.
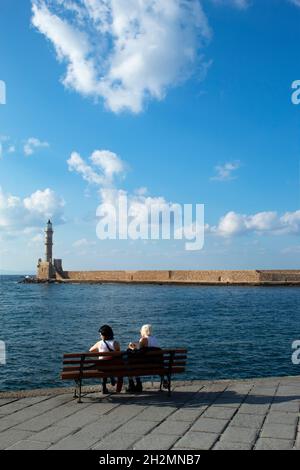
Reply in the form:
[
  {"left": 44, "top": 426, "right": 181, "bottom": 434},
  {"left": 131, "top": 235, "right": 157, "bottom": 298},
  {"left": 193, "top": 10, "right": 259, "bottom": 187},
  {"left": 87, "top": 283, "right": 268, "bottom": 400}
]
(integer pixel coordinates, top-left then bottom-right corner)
[
  {"left": 37, "top": 221, "right": 63, "bottom": 280},
  {"left": 45, "top": 219, "right": 53, "bottom": 262}
]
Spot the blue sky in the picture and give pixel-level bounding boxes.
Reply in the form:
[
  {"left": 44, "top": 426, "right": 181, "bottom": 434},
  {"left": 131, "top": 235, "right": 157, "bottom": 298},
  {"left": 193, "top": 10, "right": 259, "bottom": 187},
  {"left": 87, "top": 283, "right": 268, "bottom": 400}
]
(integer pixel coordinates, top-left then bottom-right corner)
[{"left": 0, "top": 0, "right": 300, "bottom": 273}]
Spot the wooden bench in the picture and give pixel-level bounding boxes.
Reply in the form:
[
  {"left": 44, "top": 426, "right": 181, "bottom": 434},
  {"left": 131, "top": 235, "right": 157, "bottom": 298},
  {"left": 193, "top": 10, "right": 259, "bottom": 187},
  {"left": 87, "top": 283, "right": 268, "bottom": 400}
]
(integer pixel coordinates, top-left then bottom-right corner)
[{"left": 61, "top": 348, "right": 187, "bottom": 403}]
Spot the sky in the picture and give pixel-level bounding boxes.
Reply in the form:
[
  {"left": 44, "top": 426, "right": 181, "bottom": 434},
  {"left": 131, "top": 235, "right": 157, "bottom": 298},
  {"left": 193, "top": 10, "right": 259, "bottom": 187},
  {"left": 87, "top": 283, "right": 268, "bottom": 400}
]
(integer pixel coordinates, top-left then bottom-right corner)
[{"left": 0, "top": 0, "right": 300, "bottom": 273}]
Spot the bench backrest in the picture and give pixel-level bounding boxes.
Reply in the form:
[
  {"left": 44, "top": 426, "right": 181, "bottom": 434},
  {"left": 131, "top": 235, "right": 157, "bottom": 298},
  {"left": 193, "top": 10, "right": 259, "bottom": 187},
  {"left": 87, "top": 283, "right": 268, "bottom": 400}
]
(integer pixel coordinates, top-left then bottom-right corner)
[{"left": 61, "top": 349, "right": 187, "bottom": 379}]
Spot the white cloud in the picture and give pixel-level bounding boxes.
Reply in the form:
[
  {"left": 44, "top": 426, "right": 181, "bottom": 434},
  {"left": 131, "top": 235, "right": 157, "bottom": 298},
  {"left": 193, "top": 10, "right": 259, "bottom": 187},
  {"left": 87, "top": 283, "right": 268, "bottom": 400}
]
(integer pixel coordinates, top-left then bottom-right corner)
[
  {"left": 23, "top": 188, "right": 64, "bottom": 216},
  {"left": 211, "top": 210, "right": 300, "bottom": 237},
  {"left": 67, "top": 152, "right": 104, "bottom": 185},
  {"left": 134, "top": 187, "right": 148, "bottom": 196},
  {"left": 210, "top": 0, "right": 250, "bottom": 8},
  {"left": 27, "top": 233, "right": 44, "bottom": 246},
  {"left": 289, "top": 0, "right": 300, "bottom": 7},
  {"left": 211, "top": 161, "right": 240, "bottom": 181},
  {"left": 282, "top": 245, "right": 300, "bottom": 254},
  {"left": 90, "top": 150, "right": 125, "bottom": 182},
  {"left": 280, "top": 210, "right": 300, "bottom": 234},
  {"left": 24, "top": 137, "right": 49, "bottom": 156},
  {"left": 0, "top": 187, "right": 65, "bottom": 236},
  {"left": 32, "top": 233, "right": 44, "bottom": 242},
  {"left": 31, "top": 0, "right": 211, "bottom": 113},
  {"left": 67, "top": 149, "right": 125, "bottom": 186},
  {"left": 72, "top": 238, "right": 96, "bottom": 247},
  {"left": 0, "top": 136, "right": 15, "bottom": 158}
]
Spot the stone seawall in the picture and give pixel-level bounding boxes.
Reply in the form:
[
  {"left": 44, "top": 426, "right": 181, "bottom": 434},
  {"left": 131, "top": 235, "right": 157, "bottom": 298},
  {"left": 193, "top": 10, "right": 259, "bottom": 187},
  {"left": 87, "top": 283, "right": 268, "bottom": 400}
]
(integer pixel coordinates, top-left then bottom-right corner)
[
  {"left": 59, "top": 269, "right": 300, "bottom": 284},
  {"left": 258, "top": 270, "right": 300, "bottom": 283}
]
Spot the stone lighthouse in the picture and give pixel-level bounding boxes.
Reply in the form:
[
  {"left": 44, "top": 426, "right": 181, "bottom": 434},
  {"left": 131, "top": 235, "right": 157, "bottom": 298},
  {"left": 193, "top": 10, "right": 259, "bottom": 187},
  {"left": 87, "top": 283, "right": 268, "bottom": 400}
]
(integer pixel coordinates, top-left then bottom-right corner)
[
  {"left": 37, "top": 220, "right": 63, "bottom": 280},
  {"left": 45, "top": 219, "right": 53, "bottom": 262}
]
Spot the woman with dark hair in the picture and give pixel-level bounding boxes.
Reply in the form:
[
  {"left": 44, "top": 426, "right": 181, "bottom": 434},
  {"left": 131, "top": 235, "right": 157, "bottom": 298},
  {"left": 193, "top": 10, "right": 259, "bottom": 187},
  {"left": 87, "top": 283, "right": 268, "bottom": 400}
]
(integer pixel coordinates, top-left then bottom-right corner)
[{"left": 89, "top": 324, "right": 123, "bottom": 394}]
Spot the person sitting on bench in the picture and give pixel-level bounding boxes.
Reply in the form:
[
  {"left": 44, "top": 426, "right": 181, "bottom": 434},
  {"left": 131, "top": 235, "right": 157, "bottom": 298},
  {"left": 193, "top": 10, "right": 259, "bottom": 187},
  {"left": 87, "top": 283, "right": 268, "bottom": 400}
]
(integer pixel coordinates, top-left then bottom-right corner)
[
  {"left": 127, "top": 324, "right": 160, "bottom": 393},
  {"left": 89, "top": 324, "right": 123, "bottom": 394}
]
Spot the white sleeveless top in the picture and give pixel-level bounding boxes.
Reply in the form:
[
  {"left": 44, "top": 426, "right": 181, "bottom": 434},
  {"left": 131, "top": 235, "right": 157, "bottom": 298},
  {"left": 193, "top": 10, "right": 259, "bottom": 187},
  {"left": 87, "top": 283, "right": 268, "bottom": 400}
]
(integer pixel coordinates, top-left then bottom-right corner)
[
  {"left": 97, "top": 339, "right": 115, "bottom": 352},
  {"left": 96, "top": 339, "right": 116, "bottom": 359}
]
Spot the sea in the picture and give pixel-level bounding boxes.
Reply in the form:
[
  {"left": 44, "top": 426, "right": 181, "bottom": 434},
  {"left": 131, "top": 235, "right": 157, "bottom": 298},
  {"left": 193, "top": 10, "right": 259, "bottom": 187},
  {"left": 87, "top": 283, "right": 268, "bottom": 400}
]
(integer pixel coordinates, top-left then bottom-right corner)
[{"left": 0, "top": 275, "right": 299, "bottom": 391}]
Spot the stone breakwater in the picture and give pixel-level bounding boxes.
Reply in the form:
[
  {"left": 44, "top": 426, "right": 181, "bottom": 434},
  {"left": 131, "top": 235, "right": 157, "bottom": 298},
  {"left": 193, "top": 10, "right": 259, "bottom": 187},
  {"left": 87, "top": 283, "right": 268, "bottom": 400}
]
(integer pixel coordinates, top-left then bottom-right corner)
[{"left": 35, "top": 269, "right": 300, "bottom": 285}]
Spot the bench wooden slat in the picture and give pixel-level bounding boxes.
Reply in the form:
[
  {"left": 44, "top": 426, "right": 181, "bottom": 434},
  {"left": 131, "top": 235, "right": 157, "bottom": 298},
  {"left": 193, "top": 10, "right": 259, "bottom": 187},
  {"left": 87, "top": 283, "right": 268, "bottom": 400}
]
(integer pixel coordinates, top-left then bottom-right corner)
[
  {"left": 61, "top": 367, "right": 185, "bottom": 380},
  {"left": 62, "top": 365, "right": 186, "bottom": 374},
  {"left": 63, "top": 349, "right": 187, "bottom": 359},
  {"left": 62, "top": 360, "right": 185, "bottom": 372},
  {"left": 63, "top": 359, "right": 126, "bottom": 365},
  {"left": 62, "top": 360, "right": 186, "bottom": 372},
  {"left": 63, "top": 355, "right": 186, "bottom": 365}
]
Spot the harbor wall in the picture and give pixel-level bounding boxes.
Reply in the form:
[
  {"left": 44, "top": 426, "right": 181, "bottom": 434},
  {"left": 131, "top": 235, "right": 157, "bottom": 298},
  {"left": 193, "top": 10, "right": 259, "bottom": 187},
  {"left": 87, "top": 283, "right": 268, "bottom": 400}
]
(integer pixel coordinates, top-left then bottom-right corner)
[
  {"left": 258, "top": 270, "right": 300, "bottom": 282},
  {"left": 57, "top": 269, "right": 300, "bottom": 284}
]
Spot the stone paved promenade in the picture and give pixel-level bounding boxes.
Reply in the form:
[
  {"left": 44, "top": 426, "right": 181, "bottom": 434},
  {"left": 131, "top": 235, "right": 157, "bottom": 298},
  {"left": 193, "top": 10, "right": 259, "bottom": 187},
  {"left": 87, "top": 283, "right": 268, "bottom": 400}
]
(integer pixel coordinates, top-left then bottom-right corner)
[{"left": 0, "top": 376, "right": 300, "bottom": 450}]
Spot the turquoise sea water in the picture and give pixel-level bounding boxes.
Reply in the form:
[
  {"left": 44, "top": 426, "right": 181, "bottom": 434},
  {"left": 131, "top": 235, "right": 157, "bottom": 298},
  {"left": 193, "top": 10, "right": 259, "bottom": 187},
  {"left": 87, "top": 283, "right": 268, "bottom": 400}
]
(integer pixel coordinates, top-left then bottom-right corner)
[{"left": 0, "top": 275, "right": 299, "bottom": 391}]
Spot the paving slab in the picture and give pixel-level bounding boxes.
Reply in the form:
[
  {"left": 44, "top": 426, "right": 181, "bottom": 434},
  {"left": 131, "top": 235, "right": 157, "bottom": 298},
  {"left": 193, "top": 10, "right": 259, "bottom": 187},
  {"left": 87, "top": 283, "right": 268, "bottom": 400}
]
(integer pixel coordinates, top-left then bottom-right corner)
[
  {"left": 0, "top": 429, "right": 33, "bottom": 450},
  {"left": 92, "top": 432, "right": 141, "bottom": 450},
  {"left": 153, "top": 419, "right": 191, "bottom": 435},
  {"left": 48, "top": 434, "right": 93, "bottom": 450},
  {"left": 134, "top": 406, "right": 175, "bottom": 422},
  {"left": 190, "top": 417, "right": 228, "bottom": 434},
  {"left": 229, "top": 413, "right": 265, "bottom": 429},
  {"left": 174, "top": 431, "right": 218, "bottom": 450},
  {"left": 117, "top": 419, "right": 158, "bottom": 435},
  {"left": 238, "top": 403, "right": 270, "bottom": 415},
  {"left": 255, "top": 438, "right": 294, "bottom": 450},
  {"left": 294, "top": 433, "right": 300, "bottom": 449},
  {"left": 213, "top": 440, "right": 253, "bottom": 450},
  {"left": 202, "top": 406, "right": 236, "bottom": 420},
  {"left": 220, "top": 425, "right": 259, "bottom": 445},
  {"left": 30, "top": 425, "right": 77, "bottom": 444},
  {"left": 270, "top": 401, "right": 300, "bottom": 413},
  {"left": 6, "top": 439, "right": 51, "bottom": 450},
  {"left": 133, "top": 433, "right": 179, "bottom": 450},
  {"left": 260, "top": 423, "right": 297, "bottom": 440},
  {"left": 265, "top": 412, "right": 299, "bottom": 426},
  {"left": 0, "top": 399, "right": 18, "bottom": 407},
  {"left": 0, "top": 396, "right": 50, "bottom": 416},
  {"left": 168, "top": 407, "right": 207, "bottom": 421}
]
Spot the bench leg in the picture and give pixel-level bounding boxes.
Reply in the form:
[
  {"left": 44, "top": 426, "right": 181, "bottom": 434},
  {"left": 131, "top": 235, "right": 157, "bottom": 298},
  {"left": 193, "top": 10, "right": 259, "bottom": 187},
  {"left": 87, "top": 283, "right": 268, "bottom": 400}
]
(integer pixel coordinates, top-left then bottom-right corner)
[
  {"left": 78, "top": 379, "right": 82, "bottom": 403},
  {"left": 159, "top": 375, "right": 163, "bottom": 392},
  {"left": 73, "top": 381, "right": 78, "bottom": 399},
  {"left": 167, "top": 374, "right": 171, "bottom": 397}
]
